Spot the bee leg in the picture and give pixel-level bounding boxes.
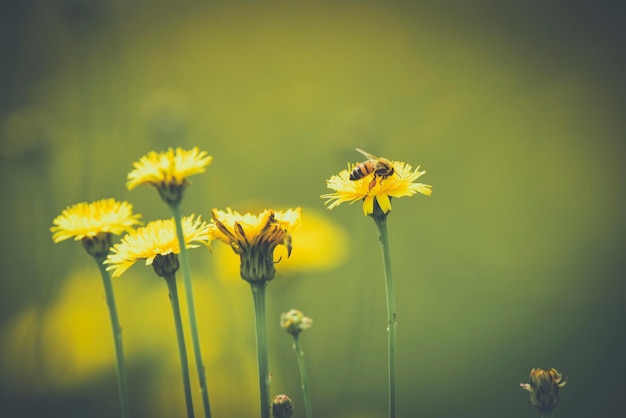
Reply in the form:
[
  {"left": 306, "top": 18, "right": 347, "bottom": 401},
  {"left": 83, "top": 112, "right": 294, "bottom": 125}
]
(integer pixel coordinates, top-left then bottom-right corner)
[{"left": 368, "top": 177, "right": 377, "bottom": 191}]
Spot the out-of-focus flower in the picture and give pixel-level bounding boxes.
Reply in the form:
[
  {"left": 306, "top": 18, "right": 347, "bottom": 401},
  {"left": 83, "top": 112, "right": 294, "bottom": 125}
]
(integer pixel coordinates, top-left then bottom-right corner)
[
  {"left": 126, "top": 147, "right": 212, "bottom": 204},
  {"left": 322, "top": 152, "right": 432, "bottom": 216},
  {"left": 280, "top": 309, "right": 313, "bottom": 337},
  {"left": 105, "top": 215, "right": 209, "bottom": 278},
  {"left": 51, "top": 199, "right": 142, "bottom": 258},
  {"left": 272, "top": 394, "right": 295, "bottom": 418},
  {"left": 209, "top": 207, "right": 301, "bottom": 283},
  {"left": 520, "top": 368, "right": 567, "bottom": 416}
]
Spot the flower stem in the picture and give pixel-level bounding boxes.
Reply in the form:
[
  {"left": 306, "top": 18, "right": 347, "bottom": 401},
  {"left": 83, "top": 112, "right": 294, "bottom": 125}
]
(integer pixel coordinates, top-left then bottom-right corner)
[
  {"left": 292, "top": 334, "right": 313, "bottom": 418},
  {"left": 94, "top": 256, "right": 131, "bottom": 418},
  {"left": 371, "top": 212, "right": 397, "bottom": 418},
  {"left": 250, "top": 282, "right": 270, "bottom": 418},
  {"left": 169, "top": 203, "right": 212, "bottom": 418},
  {"left": 163, "top": 273, "right": 195, "bottom": 418}
]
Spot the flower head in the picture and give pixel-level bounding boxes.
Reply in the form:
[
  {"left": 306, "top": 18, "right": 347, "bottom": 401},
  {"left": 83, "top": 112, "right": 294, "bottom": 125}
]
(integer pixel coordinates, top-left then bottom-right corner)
[
  {"left": 51, "top": 199, "right": 142, "bottom": 258},
  {"left": 104, "top": 215, "right": 210, "bottom": 278},
  {"left": 321, "top": 153, "right": 432, "bottom": 216},
  {"left": 272, "top": 394, "right": 294, "bottom": 418},
  {"left": 280, "top": 309, "right": 313, "bottom": 337},
  {"left": 126, "top": 147, "right": 212, "bottom": 204},
  {"left": 209, "top": 207, "right": 301, "bottom": 284},
  {"left": 520, "top": 368, "right": 567, "bottom": 416}
]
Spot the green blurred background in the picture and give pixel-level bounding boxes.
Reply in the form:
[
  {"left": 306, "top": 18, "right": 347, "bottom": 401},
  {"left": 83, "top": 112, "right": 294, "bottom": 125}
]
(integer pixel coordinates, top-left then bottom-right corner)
[{"left": 1, "top": 1, "right": 625, "bottom": 417}]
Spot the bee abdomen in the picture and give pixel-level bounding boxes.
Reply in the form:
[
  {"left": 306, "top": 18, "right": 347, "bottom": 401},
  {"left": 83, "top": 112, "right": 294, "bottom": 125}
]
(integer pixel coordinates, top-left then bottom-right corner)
[{"left": 349, "top": 163, "right": 373, "bottom": 180}]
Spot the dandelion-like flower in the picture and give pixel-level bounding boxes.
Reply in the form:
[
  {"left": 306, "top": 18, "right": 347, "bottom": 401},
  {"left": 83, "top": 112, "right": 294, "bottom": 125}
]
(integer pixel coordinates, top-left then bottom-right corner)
[
  {"left": 280, "top": 309, "right": 313, "bottom": 337},
  {"left": 126, "top": 147, "right": 212, "bottom": 204},
  {"left": 51, "top": 199, "right": 142, "bottom": 258},
  {"left": 105, "top": 215, "right": 210, "bottom": 278},
  {"left": 521, "top": 368, "right": 567, "bottom": 416},
  {"left": 209, "top": 207, "right": 302, "bottom": 284},
  {"left": 321, "top": 156, "right": 432, "bottom": 216}
]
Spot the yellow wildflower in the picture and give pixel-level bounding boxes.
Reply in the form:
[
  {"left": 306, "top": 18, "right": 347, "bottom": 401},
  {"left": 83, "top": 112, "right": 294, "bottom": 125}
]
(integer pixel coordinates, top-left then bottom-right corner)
[
  {"left": 126, "top": 147, "right": 212, "bottom": 204},
  {"left": 322, "top": 157, "right": 432, "bottom": 216},
  {"left": 51, "top": 199, "right": 142, "bottom": 258},
  {"left": 105, "top": 215, "right": 210, "bottom": 278},
  {"left": 209, "top": 207, "right": 301, "bottom": 283},
  {"left": 51, "top": 199, "right": 142, "bottom": 243}
]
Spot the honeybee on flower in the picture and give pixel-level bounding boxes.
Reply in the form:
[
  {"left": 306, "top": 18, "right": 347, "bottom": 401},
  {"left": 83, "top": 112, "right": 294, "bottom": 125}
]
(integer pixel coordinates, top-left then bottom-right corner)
[{"left": 349, "top": 148, "right": 396, "bottom": 191}]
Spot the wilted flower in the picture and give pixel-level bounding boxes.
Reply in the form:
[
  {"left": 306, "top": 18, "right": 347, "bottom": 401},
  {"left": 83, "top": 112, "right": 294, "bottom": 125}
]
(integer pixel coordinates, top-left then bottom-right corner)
[
  {"left": 209, "top": 207, "right": 301, "bottom": 283},
  {"left": 280, "top": 309, "right": 313, "bottom": 336},
  {"left": 126, "top": 147, "right": 212, "bottom": 204},
  {"left": 520, "top": 368, "right": 567, "bottom": 416},
  {"left": 321, "top": 151, "right": 431, "bottom": 216},
  {"left": 51, "top": 199, "right": 142, "bottom": 258}
]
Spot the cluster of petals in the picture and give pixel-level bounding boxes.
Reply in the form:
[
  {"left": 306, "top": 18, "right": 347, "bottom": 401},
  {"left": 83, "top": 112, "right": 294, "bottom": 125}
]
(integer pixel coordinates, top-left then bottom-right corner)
[
  {"left": 105, "top": 215, "right": 210, "bottom": 278},
  {"left": 51, "top": 199, "right": 142, "bottom": 243},
  {"left": 126, "top": 147, "right": 212, "bottom": 190}
]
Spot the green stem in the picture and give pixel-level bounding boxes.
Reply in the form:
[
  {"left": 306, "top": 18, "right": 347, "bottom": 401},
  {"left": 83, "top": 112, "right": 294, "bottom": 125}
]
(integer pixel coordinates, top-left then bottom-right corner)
[
  {"left": 250, "top": 282, "right": 270, "bottom": 418},
  {"left": 94, "top": 256, "right": 131, "bottom": 418},
  {"left": 163, "top": 273, "right": 195, "bottom": 418},
  {"left": 169, "top": 204, "right": 212, "bottom": 418},
  {"left": 292, "top": 334, "right": 313, "bottom": 418},
  {"left": 371, "top": 212, "right": 397, "bottom": 418}
]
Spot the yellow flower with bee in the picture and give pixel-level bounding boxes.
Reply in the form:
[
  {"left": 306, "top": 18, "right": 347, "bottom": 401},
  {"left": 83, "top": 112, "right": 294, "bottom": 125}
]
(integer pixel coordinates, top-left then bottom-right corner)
[{"left": 322, "top": 148, "right": 432, "bottom": 216}]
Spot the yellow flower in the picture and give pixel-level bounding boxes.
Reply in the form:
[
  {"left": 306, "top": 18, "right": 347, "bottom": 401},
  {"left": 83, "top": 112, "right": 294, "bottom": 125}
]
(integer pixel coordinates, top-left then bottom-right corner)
[
  {"left": 51, "top": 199, "right": 142, "bottom": 243},
  {"left": 126, "top": 147, "right": 212, "bottom": 204},
  {"left": 321, "top": 159, "right": 432, "bottom": 216},
  {"left": 105, "top": 215, "right": 210, "bottom": 278},
  {"left": 209, "top": 207, "right": 301, "bottom": 283},
  {"left": 51, "top": 199, "right": 142, "bottom": 259},
  {"left": 520, "top": 368, "right": 567, "bottom": 416}
]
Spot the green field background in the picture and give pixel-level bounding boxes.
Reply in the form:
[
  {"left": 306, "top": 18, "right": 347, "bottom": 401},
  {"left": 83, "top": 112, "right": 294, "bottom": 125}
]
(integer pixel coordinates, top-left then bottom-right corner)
[{"left": 1, "top": 1, "right": 624, "bottom": 417}]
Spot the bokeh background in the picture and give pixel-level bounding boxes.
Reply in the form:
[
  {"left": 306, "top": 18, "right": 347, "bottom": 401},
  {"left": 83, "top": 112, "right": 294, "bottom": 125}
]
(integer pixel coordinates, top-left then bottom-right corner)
[{"left": 1, "top": 1, "right": 625, "bottom": 417}]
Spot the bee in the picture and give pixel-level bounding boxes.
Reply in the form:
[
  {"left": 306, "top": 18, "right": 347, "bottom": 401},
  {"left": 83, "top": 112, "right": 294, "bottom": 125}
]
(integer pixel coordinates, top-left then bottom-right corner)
[{"left": 350, "top": 148, "right": 395, "bottom": 190}]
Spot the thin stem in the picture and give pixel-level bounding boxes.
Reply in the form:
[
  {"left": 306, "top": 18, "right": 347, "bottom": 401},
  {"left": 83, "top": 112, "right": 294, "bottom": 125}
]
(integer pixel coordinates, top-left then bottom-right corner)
[
  {"left": 250, "top": 282, "right": 270, "bottom": 418},
  {"left": 169, "top": 203, "right": 212, "bottom": 418},
  {"left": 163, "top": 273, "right": 195, "bottom": 418},
  {"left": 94, "top": 256, "right": 131, "bottom": 418},
  {"left": 292, "top": 334, "right": 313, "bottom": 418},
  {"left": 371, "top": 213, "right": 397, "bottom": 418}
]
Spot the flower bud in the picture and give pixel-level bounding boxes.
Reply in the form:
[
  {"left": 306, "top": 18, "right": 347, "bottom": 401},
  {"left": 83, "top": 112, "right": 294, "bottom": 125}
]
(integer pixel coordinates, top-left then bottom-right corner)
[
  {"left": 280, "top": 309, "right": 313, "bottom": 336},
  {"left": 272, "top": 394, "right": 294, "bottom": 418}
]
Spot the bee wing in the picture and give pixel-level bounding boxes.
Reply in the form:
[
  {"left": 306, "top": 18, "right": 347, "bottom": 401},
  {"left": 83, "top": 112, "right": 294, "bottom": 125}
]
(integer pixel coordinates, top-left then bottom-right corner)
[{"left": 355, "top": 148, "right": 377, "bottom": 160}]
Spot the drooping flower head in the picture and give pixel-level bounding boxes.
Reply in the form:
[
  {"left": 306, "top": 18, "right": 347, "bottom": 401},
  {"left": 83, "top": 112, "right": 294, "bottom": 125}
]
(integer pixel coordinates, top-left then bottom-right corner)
[
  {"left": 51, "top": 199, "right": 142, "bottom": 259},
  {"left": 321, "top": 150, "right": 432, "bottom": 216},
  {"left": 209, "top": 207, "right": 302, "bottom": 284},
  {"left": 280, "top": 309, "right": 313, "bottom": 337},
  {"left": 520, "top": 368, "right": 567, "bottom": 416},
  {"left": 105, "top": 215, "right": 210, "bottom": 278},
  {"left": 126, "top": 147, "right": 212, "bottom": 205}
]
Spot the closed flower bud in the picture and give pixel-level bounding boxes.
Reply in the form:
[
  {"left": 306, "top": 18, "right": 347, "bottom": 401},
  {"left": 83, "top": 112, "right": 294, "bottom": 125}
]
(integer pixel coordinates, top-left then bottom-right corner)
[{"left": 272, "top": 394, "right": 294, "bottom": 418}]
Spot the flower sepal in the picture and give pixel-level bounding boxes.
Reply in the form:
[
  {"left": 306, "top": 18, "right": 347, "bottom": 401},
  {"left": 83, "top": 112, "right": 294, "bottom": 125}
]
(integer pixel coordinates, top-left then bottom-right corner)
[
  {"left": 81, "top": 232, "right": 113, "bottom": 260},
  {"left": 152, "top": 253, "right": 180, "bottom": 277}
]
